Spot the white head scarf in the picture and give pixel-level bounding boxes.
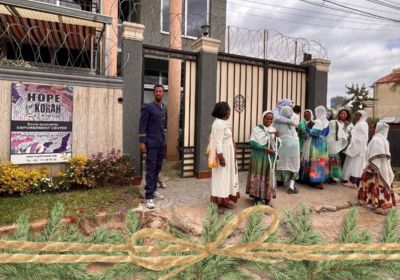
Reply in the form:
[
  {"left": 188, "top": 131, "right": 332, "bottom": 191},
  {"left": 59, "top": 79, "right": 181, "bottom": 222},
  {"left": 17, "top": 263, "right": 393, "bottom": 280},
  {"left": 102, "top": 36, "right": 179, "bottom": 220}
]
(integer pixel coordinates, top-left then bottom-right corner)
[
  {"left": 304, "top": 109, "right": 314, "bottom": 123},
  {"left": 357, "top": 110, "right": 368, "bottom": 124},
  {"left": 277, "top": 99, "right": 294, "bottom": 109},
  {"left": 250, "top": 110, "right": 276, "bottom": 145},
  {"left": 313, "top": 106, "right": 329, "bottom": 130},
  {"left": 367, "top": 122, "right": 393, "bottom": 188},
  {"left": 375, "top": 122, "right": 390, "bottom": 139}
]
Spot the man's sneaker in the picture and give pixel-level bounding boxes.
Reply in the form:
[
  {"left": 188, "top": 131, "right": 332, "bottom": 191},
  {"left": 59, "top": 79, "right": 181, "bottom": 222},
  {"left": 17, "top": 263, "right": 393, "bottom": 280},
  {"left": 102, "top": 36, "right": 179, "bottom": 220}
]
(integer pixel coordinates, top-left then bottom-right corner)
[
  {"left": 145, "top": 199, "right": 155, "bottom": 209},
  {"left": 154, "top": 191, "right": 165, "bottom": 200}
]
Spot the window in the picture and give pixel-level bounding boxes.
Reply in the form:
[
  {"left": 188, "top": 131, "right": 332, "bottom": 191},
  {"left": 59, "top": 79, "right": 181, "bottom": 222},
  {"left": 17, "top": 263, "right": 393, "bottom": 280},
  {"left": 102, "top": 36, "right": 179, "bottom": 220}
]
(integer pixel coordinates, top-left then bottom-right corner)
[
  {"left": 161, "top": 0, "right": 208, "bottom": 38},
  {"left": 34, "top": 0, "right": 100, "bottom": 13}
]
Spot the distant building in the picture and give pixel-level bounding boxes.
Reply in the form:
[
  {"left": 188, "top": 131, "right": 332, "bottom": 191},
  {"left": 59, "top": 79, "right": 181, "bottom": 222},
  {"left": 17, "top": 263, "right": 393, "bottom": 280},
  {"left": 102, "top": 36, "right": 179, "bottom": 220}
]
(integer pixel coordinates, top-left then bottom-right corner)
[
  {"left": 373, "top": 68, "right": 400, "bottom": 119},
  {"left": 330, "top": 96, "right": 347, "bottom": 109}
]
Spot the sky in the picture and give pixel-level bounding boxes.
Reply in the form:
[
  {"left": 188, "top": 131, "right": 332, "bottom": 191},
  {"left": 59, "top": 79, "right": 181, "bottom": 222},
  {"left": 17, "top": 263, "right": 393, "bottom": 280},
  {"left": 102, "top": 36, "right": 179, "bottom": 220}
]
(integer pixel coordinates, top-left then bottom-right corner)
[{"left": 225, "top": 0, "right": 400, "bottom": 105}]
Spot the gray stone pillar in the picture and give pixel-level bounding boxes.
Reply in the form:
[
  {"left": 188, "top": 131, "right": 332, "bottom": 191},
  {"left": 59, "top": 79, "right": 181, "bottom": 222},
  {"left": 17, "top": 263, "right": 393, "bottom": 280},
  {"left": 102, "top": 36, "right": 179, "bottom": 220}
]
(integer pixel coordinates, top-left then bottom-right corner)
[
  {"left": 300, "top": 59, "right": 331, "bottom": 110},
  {"left": 121, "top": 22, "right": 145, "bottom": 184},
  {"left": 191, "top": 37, "right": 220, "bottom": 179}
]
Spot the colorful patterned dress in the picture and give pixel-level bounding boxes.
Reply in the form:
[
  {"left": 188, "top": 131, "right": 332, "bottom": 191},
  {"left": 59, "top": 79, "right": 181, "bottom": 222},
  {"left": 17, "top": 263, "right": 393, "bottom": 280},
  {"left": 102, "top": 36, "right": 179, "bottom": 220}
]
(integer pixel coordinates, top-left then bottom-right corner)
[
  {"left": 358, "top": 165, "right": 396, "bottom": 211},
  {"left": 299, "top": 126, "right": 330, "bottom": 183},
  {"left": 326, "top": 120, "right": 348, "bottom": 181},
  {"left": 246, "top": 125, "right": 281, "bottom": 204},
  {"left": 358, "top": 123, "right": 396, "bottom": 212},
  {"left": 298, "top": 120, "right": 308, "bottom": 151}
]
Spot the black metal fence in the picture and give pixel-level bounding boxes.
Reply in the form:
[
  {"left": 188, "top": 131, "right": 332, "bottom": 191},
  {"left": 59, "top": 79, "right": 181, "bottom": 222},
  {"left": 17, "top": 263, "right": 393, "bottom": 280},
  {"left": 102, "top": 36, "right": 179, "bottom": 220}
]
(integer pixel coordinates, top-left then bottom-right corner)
[{"left": 388, "top": 124, "right": 400, "bottom": 167}]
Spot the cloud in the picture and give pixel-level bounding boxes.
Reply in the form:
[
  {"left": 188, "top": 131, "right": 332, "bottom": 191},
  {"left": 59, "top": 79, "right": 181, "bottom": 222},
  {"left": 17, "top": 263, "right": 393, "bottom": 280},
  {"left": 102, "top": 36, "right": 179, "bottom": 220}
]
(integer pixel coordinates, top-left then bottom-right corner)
[
  {"left": 386, "top": 38, "right": 400, "bottom": 49},
  {"left": 226, "top": 0, "right": 400, "bottom": 105}
]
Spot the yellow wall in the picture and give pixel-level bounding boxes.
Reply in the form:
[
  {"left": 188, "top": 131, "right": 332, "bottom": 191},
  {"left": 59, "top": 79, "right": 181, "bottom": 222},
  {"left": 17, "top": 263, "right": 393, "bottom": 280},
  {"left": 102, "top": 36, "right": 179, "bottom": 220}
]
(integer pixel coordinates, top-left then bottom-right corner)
[{"left": 374, "top": 83, "right": 400, "bottom": 119}]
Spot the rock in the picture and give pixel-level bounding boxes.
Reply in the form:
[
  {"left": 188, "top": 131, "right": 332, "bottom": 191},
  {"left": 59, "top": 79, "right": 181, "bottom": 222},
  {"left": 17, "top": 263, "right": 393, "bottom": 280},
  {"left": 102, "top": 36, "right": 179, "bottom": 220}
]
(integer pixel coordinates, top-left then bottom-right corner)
[
  {"left": 347, "top": 200, "right": 360, "bottom": 207},
  {"left": 95, "top": 211, "right": 108, "bottom": 225},
  {"left": 157, "top": 204, "right": 207, "bottom": 236},
  {"left": 324, "top": 205, "right": 337, "bottom": 212},
  {"left": 336, "top": 203, "right": 350, "bottom": 210},
  {"left": 313, "top": 206, "right": 323, "bottom": 213}
]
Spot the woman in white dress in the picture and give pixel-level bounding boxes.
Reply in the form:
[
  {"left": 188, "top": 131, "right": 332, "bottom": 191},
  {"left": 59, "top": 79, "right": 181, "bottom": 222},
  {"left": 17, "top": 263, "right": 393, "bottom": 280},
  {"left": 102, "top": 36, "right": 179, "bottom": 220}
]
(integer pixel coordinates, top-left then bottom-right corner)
[
  {"left": 326, "top": 112, "right": 349, "bottom": 183},
  {"left": 209, "top": 102, "right": 240, "bottom": 208},
  {"left": 275, "top": 106, "right": 300, "bottom": 194},
  {"left": 337, "top": 108, "right": 354, "bottom": 170},
  {"left": 342, "top": 110, "right": 369, "bottom": 188}
]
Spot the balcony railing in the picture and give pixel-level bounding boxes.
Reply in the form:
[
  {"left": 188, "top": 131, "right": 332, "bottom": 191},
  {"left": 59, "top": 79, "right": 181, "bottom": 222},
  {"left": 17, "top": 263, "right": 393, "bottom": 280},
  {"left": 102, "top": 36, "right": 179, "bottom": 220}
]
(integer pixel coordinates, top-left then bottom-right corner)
[{"left": 34, "top": 0, "right": 100, "bottom": 13}]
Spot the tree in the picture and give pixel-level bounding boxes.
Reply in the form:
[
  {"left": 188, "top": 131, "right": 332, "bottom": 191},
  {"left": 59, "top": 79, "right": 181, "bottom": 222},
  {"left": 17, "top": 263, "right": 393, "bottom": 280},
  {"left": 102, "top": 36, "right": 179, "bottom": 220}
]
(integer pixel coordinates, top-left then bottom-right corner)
[{"left": 342, "top": 83, "right": 375, "bottom": 114}]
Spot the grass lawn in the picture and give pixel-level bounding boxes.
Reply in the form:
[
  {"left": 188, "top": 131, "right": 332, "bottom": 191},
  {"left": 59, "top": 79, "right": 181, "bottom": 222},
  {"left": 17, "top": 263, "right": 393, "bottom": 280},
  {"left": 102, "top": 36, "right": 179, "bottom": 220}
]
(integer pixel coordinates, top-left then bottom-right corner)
[{"left": 0, "top": 185, "right": 142, "bottom": 226}]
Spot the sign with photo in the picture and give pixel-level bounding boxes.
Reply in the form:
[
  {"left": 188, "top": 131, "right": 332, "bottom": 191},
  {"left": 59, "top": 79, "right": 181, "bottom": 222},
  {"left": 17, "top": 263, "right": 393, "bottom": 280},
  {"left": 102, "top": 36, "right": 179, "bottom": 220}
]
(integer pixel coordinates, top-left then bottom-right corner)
[{"left": 10, "top": 83, "right": 73, "bottom": 164}]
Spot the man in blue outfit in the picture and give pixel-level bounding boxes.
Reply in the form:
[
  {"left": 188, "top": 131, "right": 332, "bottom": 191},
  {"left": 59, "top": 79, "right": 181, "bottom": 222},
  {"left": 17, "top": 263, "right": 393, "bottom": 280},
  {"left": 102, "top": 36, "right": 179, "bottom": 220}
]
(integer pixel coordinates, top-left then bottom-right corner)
[{"left": 139, "top": 84, "right": 166, "bottom": 209}]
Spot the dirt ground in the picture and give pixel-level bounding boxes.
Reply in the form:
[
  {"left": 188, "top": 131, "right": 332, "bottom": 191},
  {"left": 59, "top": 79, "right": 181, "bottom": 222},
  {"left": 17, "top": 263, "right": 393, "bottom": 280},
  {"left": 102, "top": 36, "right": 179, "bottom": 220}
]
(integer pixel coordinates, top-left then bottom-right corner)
[{"left": 130, "top": 162, "right": 398, "bottom": 243}]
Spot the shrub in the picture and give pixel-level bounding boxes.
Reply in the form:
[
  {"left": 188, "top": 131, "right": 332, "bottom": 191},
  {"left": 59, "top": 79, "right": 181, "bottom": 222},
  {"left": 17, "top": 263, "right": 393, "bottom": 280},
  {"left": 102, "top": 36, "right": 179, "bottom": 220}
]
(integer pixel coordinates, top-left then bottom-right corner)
[
  {"left": 367, "top": 116, "right": 380, "bottom": 126},
  {"left": 58, "top": 155, "right": 96, "bottom": 189},
  {"left": 32, "top": 177, "right": 61, "bottom": 194},
  {"left": 0, "top": 163, "right": 48, "bottom": 195},
  {"left": 86, "top": 149, "right": 135, "bottom": 186},
  {"left": 394, "top": 167, "right": 400, "bottom": 182}
]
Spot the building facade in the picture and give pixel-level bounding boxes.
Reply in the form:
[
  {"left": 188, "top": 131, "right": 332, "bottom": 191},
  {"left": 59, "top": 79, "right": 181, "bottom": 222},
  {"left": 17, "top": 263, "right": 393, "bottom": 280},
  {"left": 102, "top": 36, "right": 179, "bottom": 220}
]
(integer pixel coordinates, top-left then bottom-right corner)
[{"left": 373, "top": 68, "right": 400, "bottom": 119}]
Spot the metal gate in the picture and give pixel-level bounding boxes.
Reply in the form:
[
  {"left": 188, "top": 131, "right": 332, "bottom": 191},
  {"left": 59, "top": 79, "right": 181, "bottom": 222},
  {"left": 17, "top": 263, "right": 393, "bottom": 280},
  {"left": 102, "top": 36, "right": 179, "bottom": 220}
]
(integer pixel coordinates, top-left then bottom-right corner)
[
  {"left": 181, "top": 60, "right": 196, "bottom": 177},
  {"left": 142, "top": 47, "right": 308, "bottom": 177},
  {"left": 216, "top": 54, "right": 307, "bottom": 171}
]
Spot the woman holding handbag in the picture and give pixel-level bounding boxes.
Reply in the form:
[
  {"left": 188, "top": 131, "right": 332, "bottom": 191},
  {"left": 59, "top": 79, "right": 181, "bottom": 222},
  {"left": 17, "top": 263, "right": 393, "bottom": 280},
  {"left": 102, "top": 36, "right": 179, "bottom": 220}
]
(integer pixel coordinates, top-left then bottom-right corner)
[{"left": 208, "top": 102, "right": 240, "bottom": 208}]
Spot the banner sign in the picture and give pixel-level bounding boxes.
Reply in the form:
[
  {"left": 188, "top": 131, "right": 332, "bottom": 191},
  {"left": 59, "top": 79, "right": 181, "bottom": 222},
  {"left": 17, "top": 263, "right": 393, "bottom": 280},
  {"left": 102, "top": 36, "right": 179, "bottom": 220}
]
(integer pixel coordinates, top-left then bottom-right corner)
[{"left": 10, "top": 83, "right": 73, "bottom": 164}]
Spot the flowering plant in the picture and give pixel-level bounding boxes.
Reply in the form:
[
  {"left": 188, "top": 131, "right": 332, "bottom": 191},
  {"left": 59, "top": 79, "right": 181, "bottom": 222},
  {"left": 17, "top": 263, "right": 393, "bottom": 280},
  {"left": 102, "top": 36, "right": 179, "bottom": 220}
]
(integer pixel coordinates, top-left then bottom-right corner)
[
  {"left": 32, "top": 177, "right": 61, "bottom": 193},
  {"left": 59, "top": 155, "right": 96, "bottom": 189},
  {"left": 86, "top": 149, "right": 134, "bottom": 186},
  {"left": 0, "top": 163, "right": 48, "bottom": 195}
]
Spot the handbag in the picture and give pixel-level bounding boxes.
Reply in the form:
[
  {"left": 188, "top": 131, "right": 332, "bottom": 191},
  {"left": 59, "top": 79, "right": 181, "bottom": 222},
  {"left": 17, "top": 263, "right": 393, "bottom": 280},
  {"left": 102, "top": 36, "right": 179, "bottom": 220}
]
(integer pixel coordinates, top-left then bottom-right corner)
[{"left": 206, "top": 135, "right": 218, "bottom": 169}]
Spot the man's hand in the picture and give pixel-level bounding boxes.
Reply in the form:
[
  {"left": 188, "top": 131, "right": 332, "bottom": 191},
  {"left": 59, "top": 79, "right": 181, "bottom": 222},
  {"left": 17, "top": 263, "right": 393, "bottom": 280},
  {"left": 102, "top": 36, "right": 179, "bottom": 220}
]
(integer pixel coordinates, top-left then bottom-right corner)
[
  {"left": 217, "top": 153, "right": 226, "bottom": 167},
  {"left": 139, "top": 143, "right": 147, "bottom": 154},
  {"left": 275, "top": 130, "right": 280, "bottom": 137}
]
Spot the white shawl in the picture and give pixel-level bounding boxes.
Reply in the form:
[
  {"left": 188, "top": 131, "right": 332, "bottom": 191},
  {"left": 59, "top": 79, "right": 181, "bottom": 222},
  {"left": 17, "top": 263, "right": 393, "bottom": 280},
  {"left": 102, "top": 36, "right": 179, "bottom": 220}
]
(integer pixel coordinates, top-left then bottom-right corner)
[
  {"left": 344, "top": 110, "right": 368, "bottom": 157},
  {"left": 275, "top": 106, "right": 300, "bottom": 173},
  {"left": 367, "top": 122, "right": 394, "bottom": 189},
  {"left": 326, "top": 120, "right": 348, "bottom": 155},
  {"left": 250, "top": 111, "right": 276, "bottom": 146}
]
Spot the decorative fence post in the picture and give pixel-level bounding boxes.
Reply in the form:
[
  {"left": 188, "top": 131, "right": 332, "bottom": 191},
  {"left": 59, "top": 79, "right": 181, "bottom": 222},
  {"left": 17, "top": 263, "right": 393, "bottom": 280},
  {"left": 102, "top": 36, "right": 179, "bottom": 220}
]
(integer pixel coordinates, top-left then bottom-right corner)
[
  {"left": 121, "top": 22, "right": 145, "bottom": 184},
  {"left": 301, "top": 59, "right": 331, "bottom": 110},
  {"left": 191, "top": 37, "right": 221, "bottom": 179}
]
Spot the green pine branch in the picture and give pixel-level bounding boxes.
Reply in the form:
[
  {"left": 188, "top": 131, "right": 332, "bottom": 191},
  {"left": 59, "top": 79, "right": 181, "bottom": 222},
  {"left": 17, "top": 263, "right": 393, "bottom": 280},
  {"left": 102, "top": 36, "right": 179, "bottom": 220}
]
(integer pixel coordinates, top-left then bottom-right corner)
[
  {"left": 338, "top": 208, "right": 372, "bottom": 244},
  {"left": 39, "top": 201, "right": 64, "bottom": 242}
]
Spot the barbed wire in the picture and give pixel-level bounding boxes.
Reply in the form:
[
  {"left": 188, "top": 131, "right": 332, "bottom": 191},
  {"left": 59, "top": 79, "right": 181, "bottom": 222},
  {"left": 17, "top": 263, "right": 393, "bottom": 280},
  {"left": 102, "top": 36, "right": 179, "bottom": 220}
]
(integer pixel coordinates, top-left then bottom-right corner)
[
  {"left": 0, "top": 22, "right": 99, "bottom": 74},
  {"left": 224, "top": 26, "right": 328, "bottom": 63},
  {"left": 0, "top": 0, "right": 327, "bottom": 76},
  {"left": 113, "top": 2, "right": 327, "bottom": 64}
]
